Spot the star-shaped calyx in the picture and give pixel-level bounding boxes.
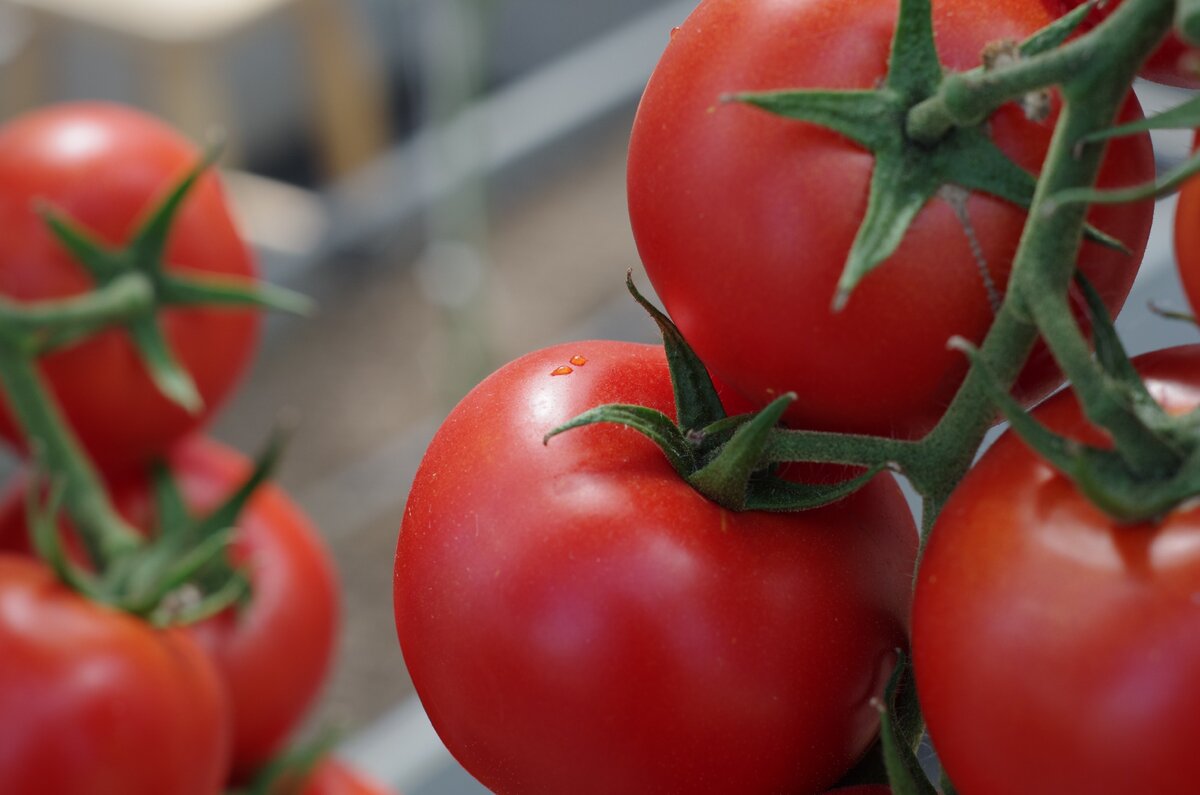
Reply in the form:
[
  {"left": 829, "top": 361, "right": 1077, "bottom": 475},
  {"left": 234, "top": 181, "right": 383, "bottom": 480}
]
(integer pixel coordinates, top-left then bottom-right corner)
[
  {"left": 39, "top": 145, "right": 312, "bottom": 413},
  {"left": 726, "top": 0, "right": 1108, "bottom": 310}
]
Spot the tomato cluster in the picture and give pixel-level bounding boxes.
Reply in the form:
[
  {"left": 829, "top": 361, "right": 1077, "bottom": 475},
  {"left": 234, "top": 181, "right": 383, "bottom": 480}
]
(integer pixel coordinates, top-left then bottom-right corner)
[
  {"left": 0, "top": 105, "right": 390, "bottom": 794},
  {"left": 393, "top": 0, "right": 1200, "bottom": 793}
]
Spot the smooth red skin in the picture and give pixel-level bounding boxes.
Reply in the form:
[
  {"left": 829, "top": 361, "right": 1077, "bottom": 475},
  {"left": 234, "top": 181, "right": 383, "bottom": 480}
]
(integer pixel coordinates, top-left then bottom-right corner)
[
  {"left": 0, "top": 437, "right": 340, "bottom": 781},
  {"left": 1175, "top": 132, "right": 1200, "bottom": 317},
  {"left": 0, "top": 555, "right": 231, "bottom": 794},
  {"left": 913, "top": 345, "right": 1200, "bottom": 795},
  {"left": 1044, "top": 0, "right": 1200, "bottom": 88},
  {"left": 627, "top": 0, "right": 1154, "bottom": 439},
  {"left": 0, "top": 103, "right": 259, "bottom": 470},
  {"left": 394, "top": 341, "right": 918, "bottom": 795},
  {"left": 294, "top": 759, "right": 399, "bottom": 795}
]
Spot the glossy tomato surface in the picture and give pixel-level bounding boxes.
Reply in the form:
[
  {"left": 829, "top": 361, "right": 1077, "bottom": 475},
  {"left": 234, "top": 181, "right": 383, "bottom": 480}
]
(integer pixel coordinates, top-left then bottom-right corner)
[
  {"left": 394, "top": 341, "right": 918, "bottom": 795},
  {"left": 1042, "top": 0, "right": 1200, "bottom": 88},
  {"left": 0, "top": 103, "right": 259, "bottom": 469},
  {"left": 627, "top": 0, "right": 1154, "bottom": 438},
  {"left": 913, "top": 346, "right": 1200, "bottom": 795},
  {"left": 0, "top": 555, "right": 231, "bottom": 794},
  {"left": 0, "top": 437, "right": 340, "bottom": 780},
  {"left": 1175, "top": 133, "right": 1200, "bottom": 317}
]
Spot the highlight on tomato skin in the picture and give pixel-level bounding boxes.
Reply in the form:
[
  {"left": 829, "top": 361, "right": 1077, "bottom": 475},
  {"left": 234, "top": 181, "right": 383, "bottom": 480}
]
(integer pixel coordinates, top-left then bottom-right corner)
[
  {"left": 626, "top": 0, "right": 1154, "bottom": 440},
  {"left": 394, "top": 340, "right": 919, "bottom": 795},
  {"left": 912, "top": 346, "right": 1200, "bottom": 795}
]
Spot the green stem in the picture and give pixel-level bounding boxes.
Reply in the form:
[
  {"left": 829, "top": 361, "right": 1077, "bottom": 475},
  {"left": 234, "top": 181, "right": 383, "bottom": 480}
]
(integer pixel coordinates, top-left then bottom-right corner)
[
  {"left": 906, "top": 0, "right": 1170, "bottom": 144},
  {"left": 1015, "top": 0, "right": 1179, "bottom": 477},
  {"left": 760, "top": 430, "right": 919, "bottom": 480},
  {"left": 907, "top": 46, "right": 1090, "bottom": 143},
  {"left": 912, "top": 0, "right": 1175, "bottom": 520},
  {"left": 0, "top": 345, "right": 142, "bottom": 566},
  {"left": 0, "top": 273, "right": 153, "bottom": 348}
]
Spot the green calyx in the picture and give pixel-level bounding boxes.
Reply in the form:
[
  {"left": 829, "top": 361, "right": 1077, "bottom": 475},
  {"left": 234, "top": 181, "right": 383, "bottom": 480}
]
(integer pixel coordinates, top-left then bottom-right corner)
[
  {"left": 544, "top": 274, "right": 884, "bottom": 513},
  {"left": 957, "top": 275, "right": 1200, "bottom": 524},
  {"left": 29, "top": 427, "right": 288, "bottom": 626},
  {"left": 876, "top": 652, "right": 940, "bottom": 795},
  {"left": 35, "top": 144, "right": 312, "bottom": 413},
  {"left": 728, "top": 0, "right": 1122, "bottom": 311}
]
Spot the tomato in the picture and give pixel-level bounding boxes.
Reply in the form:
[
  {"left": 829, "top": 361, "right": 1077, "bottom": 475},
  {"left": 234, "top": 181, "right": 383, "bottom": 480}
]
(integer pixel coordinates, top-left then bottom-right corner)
[
  {"left": 1175, "top": 132, "right": 1200, "bottom": 317},
  {"left": 0, "top": 102, "right": 259, "bottom": 469},
  {"left": 912, "top": 345, "right": 1200, "bottom": 794},
  {"left": 1042, "top": 0, "right": 1200, "bottom": 88},
  {"left": 0, "top": 436, "right": 340, "bottom": 780},
  {"left": 288, "top": 758, "right": 398, "bottom": 795},
  {"left": 627, "top": 0, "right": 1154, "bottom": 439},
  {"left": 823, "top": 788, "right": 892, "bottom": 795},
  {"left": 394, "top": 341, "right": 918, "bottom": 795},
  {"left": 0, "top": 554, "right": 231, "bottom": 794}
]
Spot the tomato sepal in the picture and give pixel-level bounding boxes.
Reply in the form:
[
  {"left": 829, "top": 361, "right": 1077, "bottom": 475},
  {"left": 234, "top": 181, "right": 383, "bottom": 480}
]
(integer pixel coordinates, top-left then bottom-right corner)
[
  {"left": 549, "top": 278, "right": 884, "bottom": 510},
  {"left": 544, "top": 403, "right": 695, "bottom": 477},
  {"left": 729, "top": 0, "right": 1126, "bottom": 311},
  {"left": 24, "top": 427, "right": 293, "bottom": 625},
  {"left": 877, "top": 652, "right": 938, "bottom": 795},
  {"left": 1048, "top": 143, "right": 1200, "bottom": 209},
  {"left": 953, "top": 334, "right": 1200, "bottom": 523},
  {"left": 623, "top": 272, "right": 727, "bottom": 432},
  {"left": 31, "top": 142, "right": 308, "bottom": 414}
]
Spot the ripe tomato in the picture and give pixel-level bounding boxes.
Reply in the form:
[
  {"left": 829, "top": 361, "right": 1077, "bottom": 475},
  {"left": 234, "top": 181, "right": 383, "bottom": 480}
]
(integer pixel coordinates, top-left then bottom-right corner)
[
  {"left": 912, "top": 345, "right": 1200, "bottom": 794},
  {"left": 394, "top": 341, "right": 918, "bottom": 795},
  {"left": 0, "top": 554, "right": 231, "bottom": 794},
  {"left": 0, "top": 436, "right": 340, "bottom": 780},
  {"left": 0, "top": 102, "right": 259, "bottom": 469},
  {"left": 1042, "top": 0, "right": 1200, "bottom": 88},
  {"left": 627, "top": 0, "right": 1154, "bottom": 439},
  {"left": 1174, "top": 132, "right": 1200, "bottom": 317}
]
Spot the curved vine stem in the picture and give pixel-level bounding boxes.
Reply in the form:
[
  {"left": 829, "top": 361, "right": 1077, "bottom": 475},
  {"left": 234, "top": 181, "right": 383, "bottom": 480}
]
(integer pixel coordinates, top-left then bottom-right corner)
[
  {"left": 905, "top": 0, "right": 1175, "bottom": 532},
  {"left": 0, "top": 343, "right": 141, "bottom": 567}
]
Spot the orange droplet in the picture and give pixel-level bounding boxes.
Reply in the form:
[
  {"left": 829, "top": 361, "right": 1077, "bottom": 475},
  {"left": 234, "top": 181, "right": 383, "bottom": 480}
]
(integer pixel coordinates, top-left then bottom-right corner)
[
  {"left": 550, "top": 366, "right": 573, "bottom": 376},
  {"left": 669, "top": 26, "right": 681, "bottom": 40},
  {"left": 569, "top": 355, "right": 588, "bottom": 366}
]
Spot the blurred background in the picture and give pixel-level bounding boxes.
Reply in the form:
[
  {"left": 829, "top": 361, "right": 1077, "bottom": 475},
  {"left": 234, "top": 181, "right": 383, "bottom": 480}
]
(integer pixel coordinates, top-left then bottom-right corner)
[{"left": 0, "top": 1, "right": 1197, "bottom": 793}]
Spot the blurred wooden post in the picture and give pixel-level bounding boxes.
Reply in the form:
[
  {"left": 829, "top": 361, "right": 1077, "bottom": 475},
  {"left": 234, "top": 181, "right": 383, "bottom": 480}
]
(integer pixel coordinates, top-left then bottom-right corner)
[{"left": 1, "top": 0, "right": 391, "bottom": 178}]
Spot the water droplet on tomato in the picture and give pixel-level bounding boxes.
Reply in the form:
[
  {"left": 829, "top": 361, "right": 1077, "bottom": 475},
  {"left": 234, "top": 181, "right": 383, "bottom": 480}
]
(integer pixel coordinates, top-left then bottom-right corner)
[
  {"left": 570, "top": 355, "right": 587, "bottom": 366},
  {"left": 550, "top": 366, "right": 573, "bottom": 376},
  {"left": 669, "top": 26, "right": 681, "bottom": 40}
]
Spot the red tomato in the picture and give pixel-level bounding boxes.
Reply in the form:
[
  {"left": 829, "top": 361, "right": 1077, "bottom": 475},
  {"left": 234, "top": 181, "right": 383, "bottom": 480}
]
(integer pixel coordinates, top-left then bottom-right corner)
[
  {"left": 0, "top": 437, "right": 340, "bottom": 780},
  {"left": 292, "top": 758, "right": 398, "bottom": 795},
  {"left": 823, "top": 788, "right": 892, "bottom": 795},
  {"left": 0, "top": 554, "right": 231, "bottom": 794},
  {"left": 1174, "top": 132, "right": 1200, "bottom": 317},
  {"left": 1042, "top": 0, "right": 1200, "bottom": 88},
  {"left": 0, "top": 103, "right": 259, "bottom": 469},
  {"left": 394, "top": 341, "right": 918, "bottom": 795},
  {"left": 912, "top": 345, "right": 1200, "bottom": 794},
  {"left": 627, "top": 0, "right": 1154, "bottom": 439}
]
